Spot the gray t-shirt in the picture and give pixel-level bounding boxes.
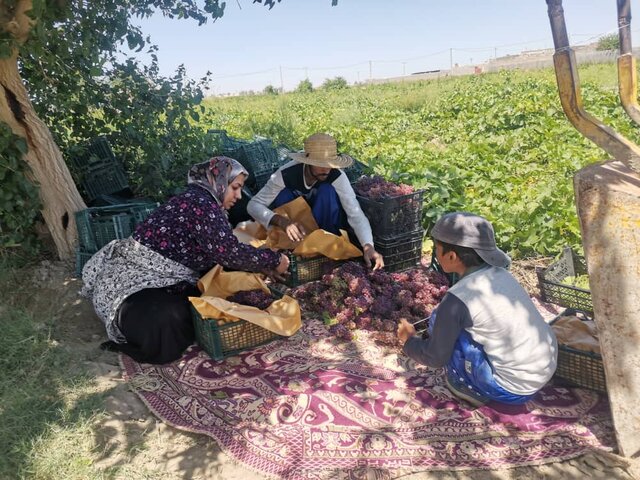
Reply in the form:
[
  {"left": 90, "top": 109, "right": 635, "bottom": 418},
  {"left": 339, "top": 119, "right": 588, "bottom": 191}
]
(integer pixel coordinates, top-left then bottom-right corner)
[{"left": 404, "top": 265, "right": 557, "bottom": 395}]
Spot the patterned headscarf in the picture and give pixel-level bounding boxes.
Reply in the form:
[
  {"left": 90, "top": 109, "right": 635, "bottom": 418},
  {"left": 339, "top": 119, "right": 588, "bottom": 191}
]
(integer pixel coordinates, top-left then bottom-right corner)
[{"left": 187, "top": 156, "right": 248, "bottom": 206}]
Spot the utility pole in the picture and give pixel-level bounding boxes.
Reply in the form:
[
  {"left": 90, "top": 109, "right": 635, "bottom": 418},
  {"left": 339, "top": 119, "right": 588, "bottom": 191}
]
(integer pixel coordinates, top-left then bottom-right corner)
[
  {"left": 494, "top": 47, "right": 498, "bottom": 59},
  {"left": 279, "top": 66, "right": 284, "bottom": 92},
  {"left": 369, "top": 60, "right": 372, "bottom": 80},
  {"left": 450, "top": 48, "right": 453, "bottom": 70},
  {"left": 402, "top": 62, "right": 407, "bottom": 76},
  {"left": 304, "top": 67, "right": 308, "bottom": 79}
]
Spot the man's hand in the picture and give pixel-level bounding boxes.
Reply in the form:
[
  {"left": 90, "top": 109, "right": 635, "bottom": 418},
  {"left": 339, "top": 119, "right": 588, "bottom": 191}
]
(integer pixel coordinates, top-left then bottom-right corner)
[
  {"left": 397, "top": 318, "right": 416, "bottom": 345},
  {"left": 363, "top": 243, "right": 384, "bottom": 270},
  {"left": 272, "top": 214, "right": 307, "bottom": 242},
  {"left": 283, "top": 221, "right": 306, "bottom": 243}
]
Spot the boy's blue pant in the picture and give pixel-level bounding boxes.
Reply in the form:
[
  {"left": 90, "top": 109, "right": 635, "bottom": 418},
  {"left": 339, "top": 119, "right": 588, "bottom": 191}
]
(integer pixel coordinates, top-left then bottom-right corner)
[
  {"left": 270, "top": 183, "right": 347, "bottom": 235},
  {"left": 430, "top": 309, "right": 534, "bottom": 405}
]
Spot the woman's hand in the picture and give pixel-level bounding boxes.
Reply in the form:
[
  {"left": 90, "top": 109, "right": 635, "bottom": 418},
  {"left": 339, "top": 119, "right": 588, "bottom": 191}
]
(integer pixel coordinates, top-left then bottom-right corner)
[
  {"left": 363, "top": 244, "right": 384, "bottom": 270},
  {"left": 275, "top": 253, "right": 290, "bottom": 274},
  {"left": 397, "top": 318, "right": 416, "bottom": 346},
  {"left": 263, "top": 254, "right": 291, "bottom": 283}
]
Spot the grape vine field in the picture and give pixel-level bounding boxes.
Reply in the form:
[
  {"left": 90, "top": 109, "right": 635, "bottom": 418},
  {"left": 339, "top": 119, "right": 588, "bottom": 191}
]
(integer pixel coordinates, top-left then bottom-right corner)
[{"left": 202, "top": 64, "right": 639, "bottom": 258}]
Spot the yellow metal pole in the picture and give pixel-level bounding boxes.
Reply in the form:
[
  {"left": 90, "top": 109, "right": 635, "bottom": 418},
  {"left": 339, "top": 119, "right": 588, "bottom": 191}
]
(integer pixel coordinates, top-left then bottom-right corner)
[
  {"left": 616, "top": 0, "right": 640, "bottom": 127},
  {"left": 617, "top": 54, "right": 640, "bottom": 125},
  {"left": 547, "top": 0, "right": 640, "bottom": 173},
  {"left": 552, "top": 50, "right": 640, "bottom": 172}
]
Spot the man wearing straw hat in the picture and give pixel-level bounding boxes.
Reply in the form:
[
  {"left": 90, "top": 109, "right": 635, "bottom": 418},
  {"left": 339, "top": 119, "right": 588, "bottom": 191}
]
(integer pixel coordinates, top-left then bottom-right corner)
[{"left": 247, "top": 133, "right": 384, "bottom": 270}]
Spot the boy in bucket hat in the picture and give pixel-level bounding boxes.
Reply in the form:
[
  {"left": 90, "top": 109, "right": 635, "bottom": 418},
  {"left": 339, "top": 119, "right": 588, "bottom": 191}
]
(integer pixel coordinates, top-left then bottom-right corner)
[
  {"left": 397, "top": 212, "right": 557, "bottom": 406},
  {"left": 247, "top": 133, "right": 384, "bottom": 270}
]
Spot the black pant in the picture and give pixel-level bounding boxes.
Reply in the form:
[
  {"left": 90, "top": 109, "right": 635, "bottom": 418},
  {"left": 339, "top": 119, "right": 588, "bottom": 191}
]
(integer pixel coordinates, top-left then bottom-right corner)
[{"left": 112, "top": 283, "right": 200, "bottom": 364}]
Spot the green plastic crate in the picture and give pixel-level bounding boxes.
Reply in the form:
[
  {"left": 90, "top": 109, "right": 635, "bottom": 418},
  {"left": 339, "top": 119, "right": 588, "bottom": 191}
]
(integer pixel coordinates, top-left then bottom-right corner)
[
  {"left": 75, "top": 248, "right": 95, "bottom": 277},
  {"left": 191, "top": 285, "right": 285, "bottom": 361},
  {"left": 81, "top": 163, "right": 129, "bottom": 201},
  {"left": 68, "top": 136, "right": 116, "bottom": 171},
  {"left": 75, "top": 202, "right": 158, "bottom": 251},
  {"left": 284, "top": 254, "right": 341, "bottom": 288}
]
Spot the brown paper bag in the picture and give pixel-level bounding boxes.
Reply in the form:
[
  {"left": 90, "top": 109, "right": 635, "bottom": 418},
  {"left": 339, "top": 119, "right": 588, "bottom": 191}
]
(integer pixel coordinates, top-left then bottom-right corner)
[
  {"left": 233, "top": 196, "right": 363, "bottom": 260},
  {"left": 189, "top": 265, "right": 301, "bottom": 336},
  {"left": 293, "top": 229, "right": 362, "bottom": 260}
]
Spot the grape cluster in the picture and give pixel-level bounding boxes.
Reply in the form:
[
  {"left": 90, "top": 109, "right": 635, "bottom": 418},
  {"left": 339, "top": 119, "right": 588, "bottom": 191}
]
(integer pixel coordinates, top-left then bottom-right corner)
[
  {"left": 354, "top": 175, "right": 415, "bottom": 200},
  {"left": 227, "top": 289, "right": 275, "bottom": 310},
  {"left": 292, "top": 261, "right": 449, "bottom": 339}
]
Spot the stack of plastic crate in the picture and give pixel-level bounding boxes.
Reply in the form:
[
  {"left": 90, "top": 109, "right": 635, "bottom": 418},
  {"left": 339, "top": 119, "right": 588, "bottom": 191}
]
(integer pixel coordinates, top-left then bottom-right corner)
[
  {"left": 75, "top": 202, "right": 159, "bottom": 276},
  {"left": 208, "top": 129, "right": 280, "bottom": 194},
  {"left": 357, "top": 185, "right": 426, "bottom": 273},
  {"left": 68, "top": 137, "right": 131, "bottom": 203},
  {"left": 230, "top": 140, "right": 280, "bottom": 194}
]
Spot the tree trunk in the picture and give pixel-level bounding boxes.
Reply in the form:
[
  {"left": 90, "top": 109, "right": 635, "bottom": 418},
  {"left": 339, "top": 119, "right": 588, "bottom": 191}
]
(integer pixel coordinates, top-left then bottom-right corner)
[{"left": 0, "top": 0, "right": 86, "bottom": 260}]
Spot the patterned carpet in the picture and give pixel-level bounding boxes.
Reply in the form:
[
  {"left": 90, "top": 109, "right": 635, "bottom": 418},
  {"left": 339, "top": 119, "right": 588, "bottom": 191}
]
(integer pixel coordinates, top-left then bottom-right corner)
[{"left": 121, "top": 315, "right": 614, "bottom": 480}]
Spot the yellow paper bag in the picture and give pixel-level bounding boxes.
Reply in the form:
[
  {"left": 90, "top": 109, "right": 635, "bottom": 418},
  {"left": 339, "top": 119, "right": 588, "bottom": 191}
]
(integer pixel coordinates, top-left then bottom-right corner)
[
  {"left": 190, "top": 265, "right": 301, "bottom": 337},
  {"left": 293, "top": 229, "right": 362, "bottom": 260},
  {"left": 263, "top": 197, "right": 320, "bottom": 250},
  {"left": 232, "top": 196, "right": 363, "bottom": 260}
]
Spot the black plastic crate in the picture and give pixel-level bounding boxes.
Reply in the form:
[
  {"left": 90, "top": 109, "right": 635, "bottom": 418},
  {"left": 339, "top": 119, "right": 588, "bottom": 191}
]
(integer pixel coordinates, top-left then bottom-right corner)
[
  {"left": 357, "top": 190, "right": 425, "bottom": 240},
  {"left": 68, "top": 136, "right": 117, "bottom": 171},
  {"left": 537, "top": 247, "right": 592, "bottom": 314},
  {"left": 376, "top": 229, "right": 423, "bottom": 273},
  {"left": 208, "top": 129, "right": 251, "bottom": 154},
  {"left": 252, "top": 170, "right": 277, "bottom": 194},
  {"left": 275, "top": 144, "right": 293, "bottom": 167},
  {"left": 550, "top": 308, "right": 606, "bottom": 392},
  {"left": 343, "top": 159, "right": 368, "bottom": 183},
  {"left": 428, "top": 251, "right": 459, "bottom": 286},
  {"left": 75, "top": 202, "right": 158, "bottom": 251},
  {"left": 81, "top": 163, "right": 129, "bottom": 202},
  {"left": 285, "top": 254, "right": 342, "bottom": 287},
  {"left": 231, "top": 139, "right": 280, "bottom": 177}
]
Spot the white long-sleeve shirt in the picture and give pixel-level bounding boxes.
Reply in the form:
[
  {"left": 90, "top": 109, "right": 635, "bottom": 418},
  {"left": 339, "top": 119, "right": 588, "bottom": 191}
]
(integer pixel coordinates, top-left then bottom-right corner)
[{"left": 247, "top": 160, "right": 374, "bottom": 247}]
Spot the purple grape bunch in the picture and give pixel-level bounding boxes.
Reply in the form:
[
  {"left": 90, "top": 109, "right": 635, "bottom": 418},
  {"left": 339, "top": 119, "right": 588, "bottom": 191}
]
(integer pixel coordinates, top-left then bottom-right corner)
[
  {"left": 227, "top": 289, "right": 275, "bottom": 310},
  {"left": 293, "top": 260, "right": 449, "bottom": 341},
  {"left": 354, "top": 175, "right": 415, "bottom": 200}
]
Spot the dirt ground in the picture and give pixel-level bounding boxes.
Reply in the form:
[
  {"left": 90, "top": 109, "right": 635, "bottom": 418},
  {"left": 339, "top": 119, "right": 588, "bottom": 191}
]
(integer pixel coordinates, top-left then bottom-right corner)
[{"left": 28, "top": 258, "right": 639, "bottom": 479}]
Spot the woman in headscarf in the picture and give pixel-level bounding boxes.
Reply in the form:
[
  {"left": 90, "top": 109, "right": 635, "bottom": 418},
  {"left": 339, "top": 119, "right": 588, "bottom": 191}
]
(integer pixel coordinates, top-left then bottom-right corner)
[{"left": 82, "top": 157, "right": 290, "bottom": 364}]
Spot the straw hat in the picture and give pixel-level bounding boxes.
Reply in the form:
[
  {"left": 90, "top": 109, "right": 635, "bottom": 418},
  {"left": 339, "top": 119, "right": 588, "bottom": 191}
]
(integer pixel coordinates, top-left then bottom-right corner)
[{"left": 289, "top": 133, "right": 354, "bottom": 169}]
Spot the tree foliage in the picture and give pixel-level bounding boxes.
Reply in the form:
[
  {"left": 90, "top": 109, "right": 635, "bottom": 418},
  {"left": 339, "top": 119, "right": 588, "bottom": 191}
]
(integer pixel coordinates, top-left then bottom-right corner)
[
  {"left": 321, "top": 76, "right": 348, "bottom": 90},
  {"left": 295, "top": 78, "right": 313, "bottom": 93},
  {"left": 0, "top": 123, "right": 41, "bottom": 252},
  {"left": 0, "top": 0, "right": 237, "bottom": 254},
  {"left": 596, "top": 33, "right": 619, "bottom": 51},
  {"left": 263, "top": 84, "right": 280, "bottom": 95}
]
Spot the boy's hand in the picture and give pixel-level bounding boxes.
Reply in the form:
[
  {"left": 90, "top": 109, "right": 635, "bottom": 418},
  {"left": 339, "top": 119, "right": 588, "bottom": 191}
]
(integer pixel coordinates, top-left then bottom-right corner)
[{"left": 397, "top": 318, "right": 416, "bottom": 345}]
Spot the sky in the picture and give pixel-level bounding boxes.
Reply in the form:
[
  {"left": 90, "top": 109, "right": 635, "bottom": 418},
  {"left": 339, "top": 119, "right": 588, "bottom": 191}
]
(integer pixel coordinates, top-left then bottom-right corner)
[{"left": 134, "top": 0, "right": 640, "bottom": 96}]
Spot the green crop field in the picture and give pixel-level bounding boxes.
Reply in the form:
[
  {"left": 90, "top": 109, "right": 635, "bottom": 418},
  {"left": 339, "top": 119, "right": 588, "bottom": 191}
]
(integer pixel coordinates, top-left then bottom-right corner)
[{"left": 202, "top": 63, "right": 638, "bottom": 258}]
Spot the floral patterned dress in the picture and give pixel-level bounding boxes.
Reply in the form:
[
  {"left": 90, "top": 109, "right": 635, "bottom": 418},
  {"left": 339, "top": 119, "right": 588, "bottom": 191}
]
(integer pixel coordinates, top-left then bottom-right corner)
[{"left": 82, "top": 184, "right": 281, "bottom": 344}]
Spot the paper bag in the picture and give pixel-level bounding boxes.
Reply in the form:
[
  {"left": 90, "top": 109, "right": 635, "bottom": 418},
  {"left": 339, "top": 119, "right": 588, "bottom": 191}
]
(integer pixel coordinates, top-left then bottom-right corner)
[
  {"left": 233, "top": 196, "right": 363, "bottom": 260},
  {"left": 190, "top": 265, "right": 301, "bottom": 336}
]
